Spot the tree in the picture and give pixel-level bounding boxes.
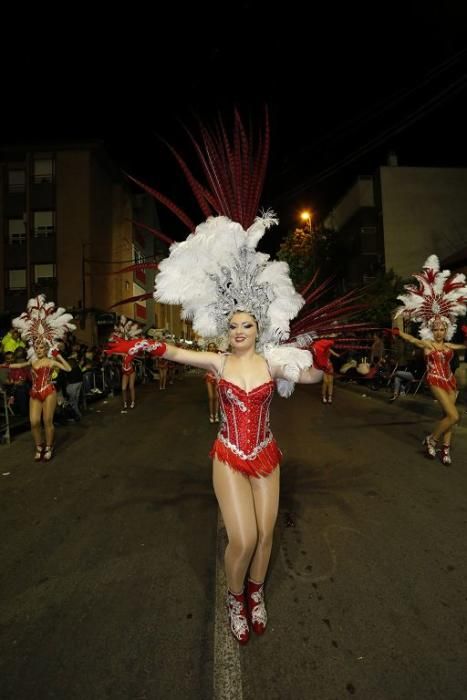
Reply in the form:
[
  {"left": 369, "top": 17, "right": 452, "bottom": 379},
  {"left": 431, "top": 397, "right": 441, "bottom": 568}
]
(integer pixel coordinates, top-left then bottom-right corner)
[
  {"left": 355, "top": 269, "right": 405, "bottom": 326},
  {"left": 277, "top": 224, "right": 342, "bottom": 289}
]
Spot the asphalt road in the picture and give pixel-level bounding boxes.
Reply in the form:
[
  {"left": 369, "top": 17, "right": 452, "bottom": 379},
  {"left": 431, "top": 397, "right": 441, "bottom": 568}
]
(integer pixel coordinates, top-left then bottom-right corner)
[{"left": 1, "top": 374, "right": 466, "bottom": 700}]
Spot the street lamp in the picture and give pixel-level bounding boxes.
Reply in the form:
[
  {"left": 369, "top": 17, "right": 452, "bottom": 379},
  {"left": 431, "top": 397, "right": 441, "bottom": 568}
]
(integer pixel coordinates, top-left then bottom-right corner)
[{"left": 300, "top": 210, "right": 313, "bottom": 235}]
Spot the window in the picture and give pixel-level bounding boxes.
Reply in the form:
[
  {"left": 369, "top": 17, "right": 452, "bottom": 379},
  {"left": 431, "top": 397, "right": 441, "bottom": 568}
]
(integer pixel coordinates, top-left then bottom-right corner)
[
  {"left": 8, "top": 218, "right": 26, "bottom": 245},
  {"left": 33, "top": 211, "right": 55, "bottom": 238},
  {"left": 8, "top": 169, "right": 26, "bottom": 193},
  {"left": 8, "top": 269, "right": 27, "bottom": 290},
  {"left": 34, "top": 264, "right": 56, "bottom": 284},
  {"left": 33, "top": 157, "right": 55, "bottom": 184}
]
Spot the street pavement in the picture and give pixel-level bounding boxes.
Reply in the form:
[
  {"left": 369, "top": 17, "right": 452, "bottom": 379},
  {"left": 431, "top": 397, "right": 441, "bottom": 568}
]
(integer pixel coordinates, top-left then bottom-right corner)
[{"left": 1, "top": 374, "right": 466, "bottom": 700}]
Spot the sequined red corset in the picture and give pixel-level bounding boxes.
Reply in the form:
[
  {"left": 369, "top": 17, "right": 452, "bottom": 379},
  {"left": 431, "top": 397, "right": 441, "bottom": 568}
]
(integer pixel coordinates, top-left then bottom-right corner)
[
  {"left": 210, "top": 378, "right": 282, "bottom": 477},
  {"left": 30, "top": 365, "right": 56, "bottom": 401},
  {"left": 425, "top": 348, "right": 457, "bottom": 392}
]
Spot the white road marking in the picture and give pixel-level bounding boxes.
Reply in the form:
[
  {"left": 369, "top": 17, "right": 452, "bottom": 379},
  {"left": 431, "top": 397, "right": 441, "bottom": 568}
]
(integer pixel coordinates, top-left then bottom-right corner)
[{"left": 214, "top": 511, "right": 243, "bottom": 700}]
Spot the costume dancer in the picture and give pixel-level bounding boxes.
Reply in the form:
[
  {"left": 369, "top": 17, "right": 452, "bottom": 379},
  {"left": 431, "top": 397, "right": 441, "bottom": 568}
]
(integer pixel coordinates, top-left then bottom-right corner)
[
  {"left": 109, "top": 316, "right": 142, "bottom": 409},
  {"left": 394, "top": 255, "right": 467, "bottom": 465},
  {"left": 106, "top": 111, "right": 369, "bottom": 644},
  {"left": 8, "top": 295, "right": 74, "bottom": 461},
  {"left": 312, "top": 338, "right": 340, "bottom": 403}
]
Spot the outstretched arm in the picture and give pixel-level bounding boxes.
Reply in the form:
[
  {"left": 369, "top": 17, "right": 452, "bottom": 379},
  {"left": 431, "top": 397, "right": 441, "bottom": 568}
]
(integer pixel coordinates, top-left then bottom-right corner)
[
  {"left": 270, "top": 364, "right": 323, "bottom": 385},
  {"left": 396, "top": 329, "right": 431, "bottom": 349},
  {"left": 104, "top": 337, "right": 222, "bottom": 374},
  {"left": 3, "top": 361, "right": 30, "bottom": 369},
  {"left": 446, "top": 342, "right": 467, "bottom": 351},
  {"left": 297, "top": 367, "right": 324, "bottom": 384},
  {"left": 163, "top": 345, "right": 222, "bottom": 373}
]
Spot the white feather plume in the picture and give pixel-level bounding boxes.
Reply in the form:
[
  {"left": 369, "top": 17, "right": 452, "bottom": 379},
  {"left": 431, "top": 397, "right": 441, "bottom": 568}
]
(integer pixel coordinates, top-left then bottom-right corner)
[
  {"left": 263, "top": 345, "right": 314, "bottom": 397},
  {"left": 154, "top": 215, "right": 304, "bottom": 345}
]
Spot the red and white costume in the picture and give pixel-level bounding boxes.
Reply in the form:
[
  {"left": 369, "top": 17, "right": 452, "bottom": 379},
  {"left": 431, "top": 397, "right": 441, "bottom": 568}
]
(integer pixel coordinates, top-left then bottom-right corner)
[
  {"left": 425, "top": 348, "right": 457, "bottom": 393},
  {"left": 210, "top": 357, "right": 281, "bottom": 477},
  {"left": 121, "top": 354, "right": 135, "bottom": 376},
  {"left": 30, "top": 365, "right": 56, "bottom": 402}
]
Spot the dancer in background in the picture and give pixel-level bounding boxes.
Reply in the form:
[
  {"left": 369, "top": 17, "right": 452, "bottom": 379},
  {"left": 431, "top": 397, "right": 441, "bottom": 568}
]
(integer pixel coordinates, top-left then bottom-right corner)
[
  {"left": 394, "top": 255, "right": 467, "bottom": 465},
  {"left": 7, "top": 295, "right": 74, "bottom": 461},
  {"left": 109, "top": 316, "right": 142, "bottom": 410}
]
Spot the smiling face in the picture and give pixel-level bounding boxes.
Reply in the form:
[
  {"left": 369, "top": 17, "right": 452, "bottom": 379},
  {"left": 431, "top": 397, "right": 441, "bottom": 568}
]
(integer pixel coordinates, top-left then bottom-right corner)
[
  {"left": 34, "top": 340, "right": 47, "bottom": 359},
  {"left": 207, "top": 342, "right": 218, "bottom": 353},
  {"left": 228, "top": 312, "right": 258, "bottom": 352},
  {"left": 431, "top": 320, "right": 447, "bottom": 343}
]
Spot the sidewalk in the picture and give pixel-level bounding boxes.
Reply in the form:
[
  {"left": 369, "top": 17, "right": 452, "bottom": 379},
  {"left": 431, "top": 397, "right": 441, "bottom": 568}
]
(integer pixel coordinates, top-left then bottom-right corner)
[{"left": 336, "top": 376, "right": 467, "bottom": 420}]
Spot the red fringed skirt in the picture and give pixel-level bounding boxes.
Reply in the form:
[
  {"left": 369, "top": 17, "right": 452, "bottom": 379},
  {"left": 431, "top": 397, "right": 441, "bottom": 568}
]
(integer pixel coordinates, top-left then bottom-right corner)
[{"left": 210, "top": 438, "right": 282, "bottom": 478}]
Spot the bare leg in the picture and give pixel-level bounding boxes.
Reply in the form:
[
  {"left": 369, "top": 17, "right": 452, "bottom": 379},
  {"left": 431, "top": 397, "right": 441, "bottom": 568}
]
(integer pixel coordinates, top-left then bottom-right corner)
[
  {"left": 42, "top": 392, "right": 57, "bottom": 446},
  {"left": 121, "top": 374, "right": 129, "bottom": 406},
  {"left": 129, "top": 372, "right": 136, "bottom": 405},
  {"left": 327, "top": 374, "right": 334, "bottom": 402},
  {"left": 322, "top": 373, "right": 331, "bottom": 401},
  {"left": 160, "top": 368, "right": 167, "bottom": 389},
  {"left": 430, "top": 386, "right": 459, "bottom": 443},
  {"left": 29, "top": 398, "right": 44, "bottom": 448},
  {"left": 213, "top": 458, "right": 257, "bottom": 593},
  {"left": 248, "top": 466, "right": 280, "bottom": 582}
]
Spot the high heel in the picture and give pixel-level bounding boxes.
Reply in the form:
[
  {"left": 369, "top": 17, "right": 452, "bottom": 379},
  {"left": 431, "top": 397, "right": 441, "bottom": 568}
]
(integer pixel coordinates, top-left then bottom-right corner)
[
  {"left": 440, "top": 444, "right": 452, "bottom": 466},
  {"left": 227, "top": 589, "right": 249, "bottom": 644},
  {"left": 43, "top": 445, "right": 53, "bottom": 462},
  {"left": 34, "top": 444, "right": 43, "bottom": 462},
  {"left": 247, "top": 579, "right": 267, "bottom": 635},
  {"left": 423, "top": 435, "right": 437, "bottom": 458}
]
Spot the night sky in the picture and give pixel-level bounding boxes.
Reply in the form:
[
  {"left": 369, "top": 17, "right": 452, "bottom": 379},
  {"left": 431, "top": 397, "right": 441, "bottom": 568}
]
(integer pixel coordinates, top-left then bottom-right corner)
[{"left": 4, "top": 3, "right": 467, "bottom": 254}]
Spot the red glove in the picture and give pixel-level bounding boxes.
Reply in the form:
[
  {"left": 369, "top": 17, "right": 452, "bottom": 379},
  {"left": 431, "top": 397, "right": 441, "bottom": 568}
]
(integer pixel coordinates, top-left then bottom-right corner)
[
  {"left": 49, "top": 346, "right": 60, "bottom": 358},
  {"left": 391, "top": 328, "right": 400, "bottom": 336},
  {"left": 104, "top": 338, "right": 167, "bottom": 358},
  {"left": 461, "top": 325, "right": 467, "bottom": 336},
  {"left": 104, "top": 338, "right": 138, "bottom": 356},
  {"left": 147, "top": 341, "right": 167, "bottom": 357}
]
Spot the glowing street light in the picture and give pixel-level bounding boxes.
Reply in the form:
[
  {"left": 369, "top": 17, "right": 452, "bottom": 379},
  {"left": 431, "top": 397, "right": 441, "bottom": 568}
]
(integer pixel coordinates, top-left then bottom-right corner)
[{"left": 300, "top": 210, "right": 313, "bottom": 234}]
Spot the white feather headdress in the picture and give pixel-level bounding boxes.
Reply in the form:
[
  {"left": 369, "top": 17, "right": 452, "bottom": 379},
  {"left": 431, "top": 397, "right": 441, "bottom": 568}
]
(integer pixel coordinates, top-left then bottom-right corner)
[
  {"left": 394, "top": 254, "right": 467, "bottom": 340},
  {"left": 155, "top": 213, "right": 304, "bottom": 347},
  {"left": 110, "top": 315, "right": 142, "bottom": 341},
  {"left": 13, "top": 294, "right": 75, "bottom": 359}
]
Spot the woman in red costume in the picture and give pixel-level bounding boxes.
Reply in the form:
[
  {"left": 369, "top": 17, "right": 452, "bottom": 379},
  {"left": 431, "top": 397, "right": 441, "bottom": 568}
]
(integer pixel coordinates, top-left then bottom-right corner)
[
  {"left": 394, "top": 321, "right": 466, "bottom": 465},
  {"left": 312, "top": 338, "right": 340, "bottom": 403},
  {"left": 7, "top": 294, "right": 75, "bottom": 461},
  {"left": 394, "top": 254, "right": 467, "bottom": 465},
  {"left": 111, "top": 111, "right": 370, "bottom": 645},
  {"left": 7, "top": 339, "right": 72, "bottom": 461},
  {"left": 107, "top": 313, "right": 323, "bottom": 645},
  {"left": 205, "top": 341, "right": 219, "bottom": 422},
  {"left": 108, "top": 316, "right": 141, "bottom": 410}
]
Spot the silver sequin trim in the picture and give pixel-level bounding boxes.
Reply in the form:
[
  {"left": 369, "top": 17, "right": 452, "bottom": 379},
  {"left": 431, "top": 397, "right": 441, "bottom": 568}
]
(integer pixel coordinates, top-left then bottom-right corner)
[{"left": 218, "top": 433, "right": 273, "bottom": 460}]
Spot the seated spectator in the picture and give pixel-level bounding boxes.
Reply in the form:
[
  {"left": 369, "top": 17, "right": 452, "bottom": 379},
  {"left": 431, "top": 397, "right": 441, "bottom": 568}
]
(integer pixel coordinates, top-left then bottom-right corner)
[{"left": 389, "top": 349, "right": 425, "bottom": 401}]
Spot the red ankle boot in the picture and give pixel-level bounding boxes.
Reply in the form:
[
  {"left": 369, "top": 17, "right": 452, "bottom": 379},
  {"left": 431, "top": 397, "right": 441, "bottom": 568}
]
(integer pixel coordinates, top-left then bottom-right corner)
[
  {"left": 247, "top": 579, "right": 267, "bottom": 635},
  {"left": 227, "top": 589, "right": 249, "bottom": 644}
]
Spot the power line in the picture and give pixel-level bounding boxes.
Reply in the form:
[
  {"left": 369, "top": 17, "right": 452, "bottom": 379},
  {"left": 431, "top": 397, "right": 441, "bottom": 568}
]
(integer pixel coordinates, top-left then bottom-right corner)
[
  {"left": 276, "top": 47, "right": 467, "bottom": 178},
  {"left": 276, "top": 71, "right": 467, "bottom": 203}
]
